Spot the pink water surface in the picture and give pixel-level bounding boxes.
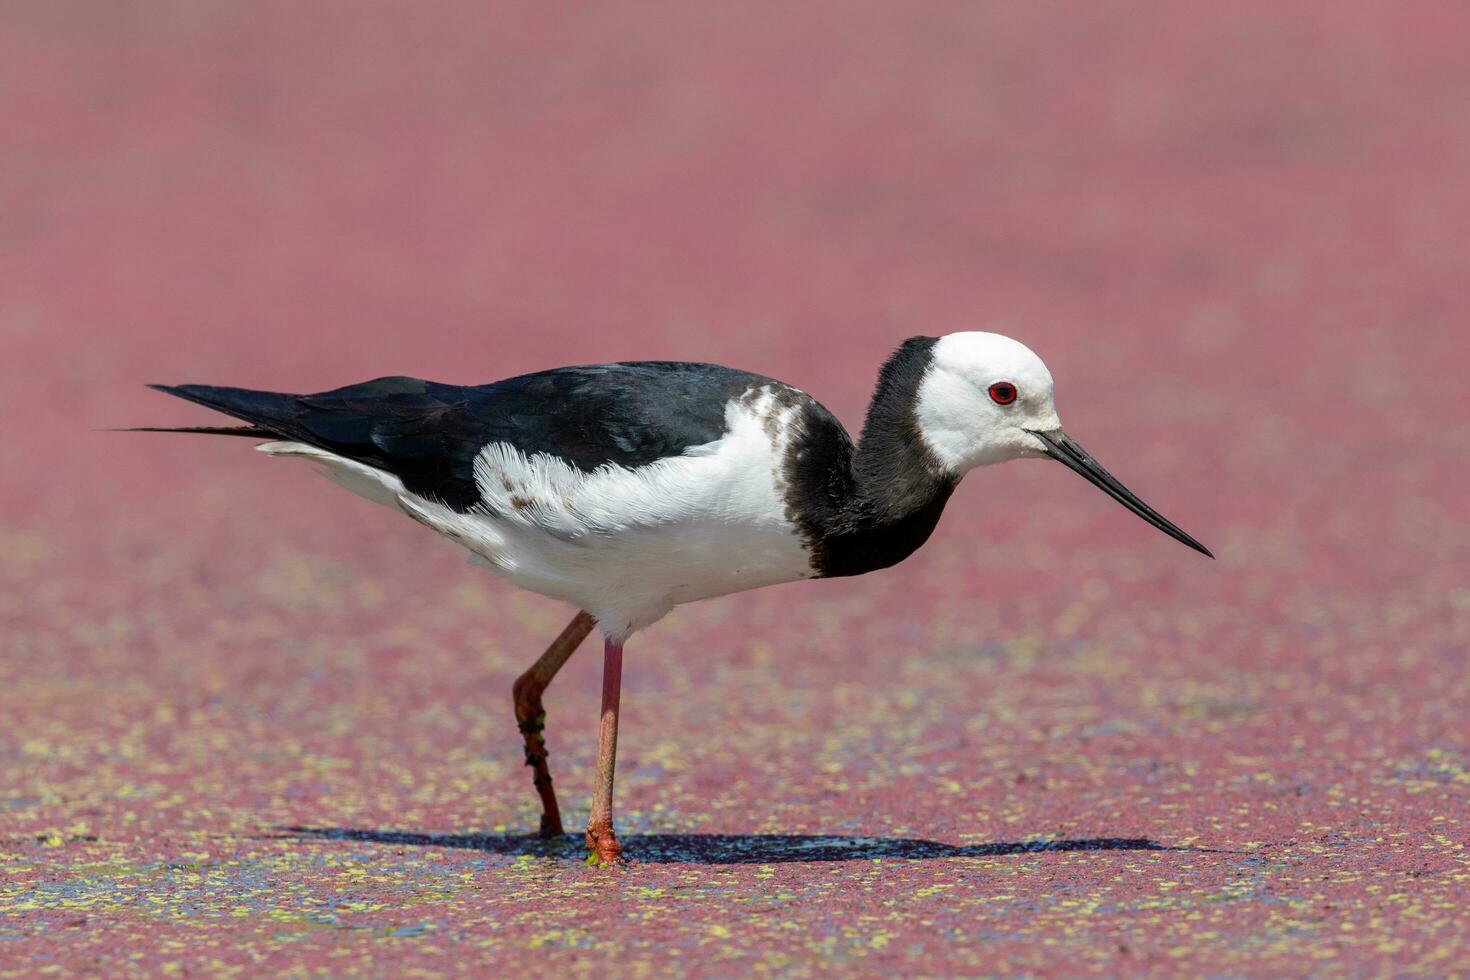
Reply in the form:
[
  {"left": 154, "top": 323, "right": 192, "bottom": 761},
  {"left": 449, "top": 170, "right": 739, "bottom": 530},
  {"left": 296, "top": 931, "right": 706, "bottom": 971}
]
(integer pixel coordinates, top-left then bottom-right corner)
[{"left": 3, "top": 2, "right": 1469, "bottom": 974}]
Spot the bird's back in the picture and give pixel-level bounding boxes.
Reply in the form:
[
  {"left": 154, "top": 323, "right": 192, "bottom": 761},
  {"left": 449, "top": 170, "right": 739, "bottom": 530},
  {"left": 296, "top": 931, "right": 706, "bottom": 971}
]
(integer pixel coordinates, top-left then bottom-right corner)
[{"left": 152, "top": 361, "right": 797, "bottom": 511}]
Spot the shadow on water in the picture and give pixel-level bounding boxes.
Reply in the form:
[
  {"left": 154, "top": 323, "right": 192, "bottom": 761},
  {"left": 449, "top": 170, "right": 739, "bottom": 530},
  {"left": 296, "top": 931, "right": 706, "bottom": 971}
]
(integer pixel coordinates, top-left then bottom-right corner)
[{"left": 277, "top": 826, "right": 1188, "bottom": 864}]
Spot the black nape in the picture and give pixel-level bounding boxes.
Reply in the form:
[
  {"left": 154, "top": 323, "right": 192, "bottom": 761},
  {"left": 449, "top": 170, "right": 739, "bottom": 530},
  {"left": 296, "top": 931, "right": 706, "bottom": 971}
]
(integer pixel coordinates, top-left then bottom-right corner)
[{"left": 781, "top": 337, "right": 957, "bottom": 578}]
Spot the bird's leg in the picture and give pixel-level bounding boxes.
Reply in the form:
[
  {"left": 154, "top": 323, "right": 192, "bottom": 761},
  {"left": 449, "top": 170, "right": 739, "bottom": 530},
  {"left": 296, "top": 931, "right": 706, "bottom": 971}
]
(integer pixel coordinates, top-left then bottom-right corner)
[
  {"left": 512, "top": 611, "right": 596, "bottom": 838},
  {"left": 585, "top": 636, "right": 625, "bottom": 865}
]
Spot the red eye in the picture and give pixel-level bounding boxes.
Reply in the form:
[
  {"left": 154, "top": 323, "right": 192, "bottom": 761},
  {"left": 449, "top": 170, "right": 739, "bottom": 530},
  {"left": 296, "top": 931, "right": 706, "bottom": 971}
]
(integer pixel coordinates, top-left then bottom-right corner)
[{"left": 988, "top": 382, "right": 1018, "bottom": 405}]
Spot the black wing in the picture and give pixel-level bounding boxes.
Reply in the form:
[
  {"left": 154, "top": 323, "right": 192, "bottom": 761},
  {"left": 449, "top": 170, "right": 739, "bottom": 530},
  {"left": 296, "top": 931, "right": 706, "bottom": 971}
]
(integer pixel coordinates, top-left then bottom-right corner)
[{"left": 149, "top": 362, "right": 773, "bottom": 510}]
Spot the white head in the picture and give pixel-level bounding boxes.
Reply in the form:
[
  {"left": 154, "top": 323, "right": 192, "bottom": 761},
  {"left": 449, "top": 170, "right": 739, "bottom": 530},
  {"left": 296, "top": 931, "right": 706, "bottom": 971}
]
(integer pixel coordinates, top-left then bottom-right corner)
[
  {"left": 914, "top": 332, "right": 1061, "bottom": 473},
  {"left": 911, "top": 331, "right": 1213, "bottom": 558}
]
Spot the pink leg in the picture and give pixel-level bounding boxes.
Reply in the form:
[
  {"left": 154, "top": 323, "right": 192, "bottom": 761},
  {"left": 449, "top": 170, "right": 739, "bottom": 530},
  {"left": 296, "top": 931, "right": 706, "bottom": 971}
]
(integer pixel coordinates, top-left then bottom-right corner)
[
  {"left": 512, "top": 611, "right": 596, "bottom": 837},
  {"left": 585, "top": 636, "right": 625, "bottom": 865}
]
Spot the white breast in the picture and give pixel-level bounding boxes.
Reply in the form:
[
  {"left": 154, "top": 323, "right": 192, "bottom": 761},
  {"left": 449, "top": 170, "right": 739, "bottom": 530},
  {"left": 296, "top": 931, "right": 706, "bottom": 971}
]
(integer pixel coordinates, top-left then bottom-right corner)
[{"left": 258, "top": 386, "right": 816, "bottom": 639}]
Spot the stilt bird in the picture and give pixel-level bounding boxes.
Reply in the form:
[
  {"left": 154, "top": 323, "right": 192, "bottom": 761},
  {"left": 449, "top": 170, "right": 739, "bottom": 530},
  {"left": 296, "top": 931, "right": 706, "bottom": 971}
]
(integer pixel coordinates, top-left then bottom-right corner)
[{"left": 138, "top": 332, "right": 1211, "bottom": 864}]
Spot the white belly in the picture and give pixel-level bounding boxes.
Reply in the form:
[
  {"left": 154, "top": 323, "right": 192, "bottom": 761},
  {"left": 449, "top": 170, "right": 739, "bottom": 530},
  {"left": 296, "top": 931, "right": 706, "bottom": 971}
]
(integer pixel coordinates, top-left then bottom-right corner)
[{"left": 257, "top": 386, "right": 816, "bottom": 638}]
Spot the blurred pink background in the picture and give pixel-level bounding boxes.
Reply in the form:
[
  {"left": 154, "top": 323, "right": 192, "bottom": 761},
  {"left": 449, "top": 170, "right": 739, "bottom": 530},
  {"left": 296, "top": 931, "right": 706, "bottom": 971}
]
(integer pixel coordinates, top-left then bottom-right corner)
[{"left": 4, "top": 2, "right": 1470, "bottom": 973}]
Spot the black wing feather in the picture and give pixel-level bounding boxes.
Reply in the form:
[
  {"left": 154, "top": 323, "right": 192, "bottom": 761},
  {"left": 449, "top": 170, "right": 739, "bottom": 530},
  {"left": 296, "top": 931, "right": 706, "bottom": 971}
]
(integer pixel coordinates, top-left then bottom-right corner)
[{"left": 149, "top": 363, "right": 770, "bottom": 510}]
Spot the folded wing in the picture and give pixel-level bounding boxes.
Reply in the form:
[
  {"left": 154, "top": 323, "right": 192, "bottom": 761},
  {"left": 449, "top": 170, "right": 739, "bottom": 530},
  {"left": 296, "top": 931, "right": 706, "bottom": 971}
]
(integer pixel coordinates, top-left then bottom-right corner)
[{"left": 149, "top": 362, "right": 771, "bottom": 511}]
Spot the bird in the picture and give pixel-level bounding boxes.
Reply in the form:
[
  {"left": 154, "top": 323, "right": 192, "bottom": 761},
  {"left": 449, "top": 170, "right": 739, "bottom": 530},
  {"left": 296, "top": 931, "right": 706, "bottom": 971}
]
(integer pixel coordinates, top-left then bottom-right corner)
[{"left": 135, "top": 331, "right": 1211, "bottom": 865}]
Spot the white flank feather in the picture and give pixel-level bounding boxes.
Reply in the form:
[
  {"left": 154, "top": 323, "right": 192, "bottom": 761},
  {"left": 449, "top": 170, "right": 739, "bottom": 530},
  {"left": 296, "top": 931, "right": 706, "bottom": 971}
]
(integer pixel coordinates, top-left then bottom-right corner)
[{"left": 256, "top": 386, "right": 815, "bottom": 639}]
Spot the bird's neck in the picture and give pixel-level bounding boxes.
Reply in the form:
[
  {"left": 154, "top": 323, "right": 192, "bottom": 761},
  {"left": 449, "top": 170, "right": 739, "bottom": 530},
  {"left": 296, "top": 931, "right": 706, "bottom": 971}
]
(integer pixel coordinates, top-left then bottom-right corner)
[{"left": 794, "top": 338, "right": 958, "bottom": 578}]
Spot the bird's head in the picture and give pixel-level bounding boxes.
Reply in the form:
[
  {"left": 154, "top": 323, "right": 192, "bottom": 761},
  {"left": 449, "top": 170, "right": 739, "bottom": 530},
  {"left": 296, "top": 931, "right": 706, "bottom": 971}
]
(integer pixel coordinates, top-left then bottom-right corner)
[{"left": 915, "top": 331, "right": 1212, "bottom": 558}]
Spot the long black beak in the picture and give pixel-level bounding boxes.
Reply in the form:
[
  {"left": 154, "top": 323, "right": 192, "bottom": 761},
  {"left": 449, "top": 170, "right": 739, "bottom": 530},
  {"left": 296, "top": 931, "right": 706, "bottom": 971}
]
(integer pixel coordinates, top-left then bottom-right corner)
[{"left": 1030, "top": 429, "right": 1214, "bottom": 559}]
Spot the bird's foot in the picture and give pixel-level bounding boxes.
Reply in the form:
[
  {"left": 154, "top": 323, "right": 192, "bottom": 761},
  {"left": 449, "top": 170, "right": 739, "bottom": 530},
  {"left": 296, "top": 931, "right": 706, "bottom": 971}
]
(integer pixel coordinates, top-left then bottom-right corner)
[{"left": 585, "top": 820, "right": 624, "bottom": 866}]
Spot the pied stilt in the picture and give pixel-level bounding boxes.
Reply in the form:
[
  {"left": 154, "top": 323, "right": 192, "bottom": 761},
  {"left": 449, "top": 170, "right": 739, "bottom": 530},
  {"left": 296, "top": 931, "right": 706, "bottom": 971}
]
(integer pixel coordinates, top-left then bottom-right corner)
[{"left": 136, "top": 332, "right": 1211, "bottom": 864}]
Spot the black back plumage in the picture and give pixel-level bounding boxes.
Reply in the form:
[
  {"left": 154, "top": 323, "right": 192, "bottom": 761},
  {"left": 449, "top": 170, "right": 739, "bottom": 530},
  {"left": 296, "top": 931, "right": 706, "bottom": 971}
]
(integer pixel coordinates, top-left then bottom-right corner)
[
  {"left": 147, "top": 339, "right": 958, "bottom": 579},
  {"left": 151, "top": 363, "right": 771, "bottom": 511}
]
